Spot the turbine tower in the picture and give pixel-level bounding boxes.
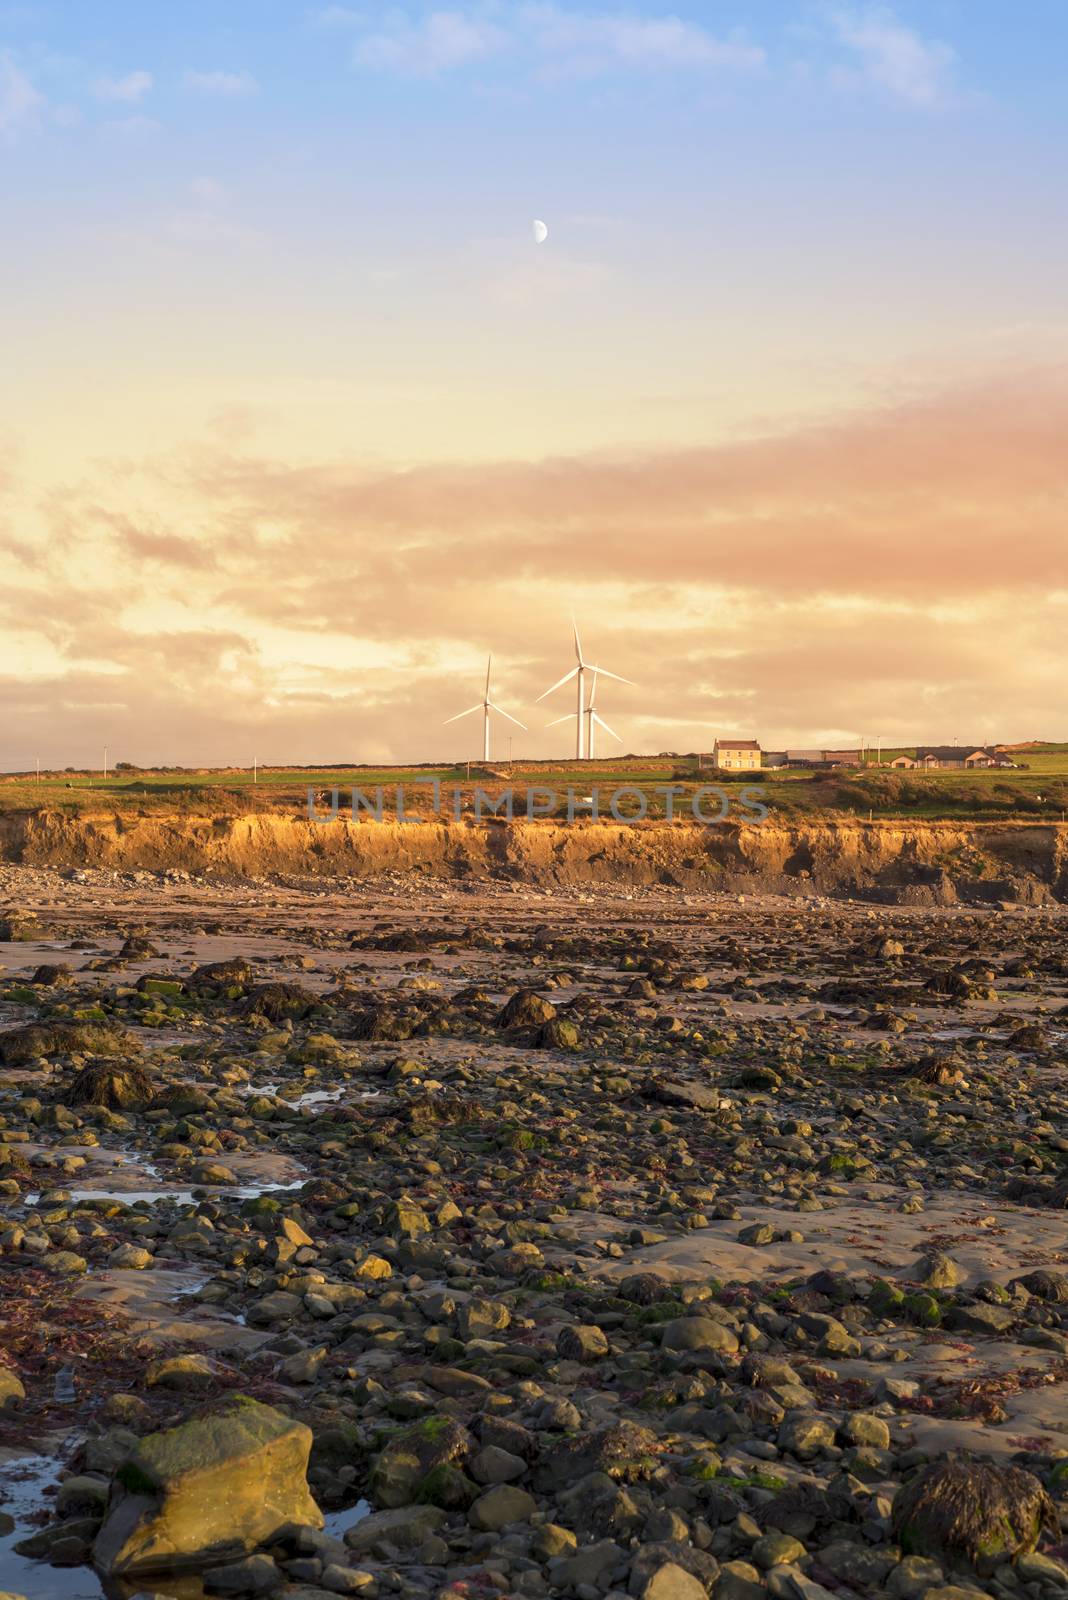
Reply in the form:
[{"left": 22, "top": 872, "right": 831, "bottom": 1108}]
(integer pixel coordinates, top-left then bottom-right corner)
[
  {"left": 585, "top": 668, "right": 622, "bottom": 760},
  {"left": 443, "top": 655, "right": 525, "bottom": 763},
  {"left": 538, "top": 621, "right": 632, "bottom": 759},
  {"left": 546, "top": 667, "right": 623, "bottom": 760}
]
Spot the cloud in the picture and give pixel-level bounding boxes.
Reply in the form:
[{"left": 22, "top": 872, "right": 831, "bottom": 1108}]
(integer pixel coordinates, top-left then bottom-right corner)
[
  {"left": 93, "top": 69, "right": 153, "bottom": 103},
  {"left": 4, "top": 366, "right": 1068, "bottom": 763},
  {"left": 153, "top": 368, "right": 1068, "bottom": 611},
  {"left": 519, "top": 4, "right": 764, "bottom": 72},
  {"left": 828, "top": 5, "right": 954, "bottom": 106},
  {"left": 482, "top": 246, "right": 612, "bottom": 306},
  {"left": 94, "top": 516, "right": 217, "bottom": 571},
  {"left": 189, "top": 175, "right": 226, "bottom": 206},
  {"left": 313, "top": 5, "right": 360, "bottom": 25},
  {"left": 348, "top": 5, "right": 763, "bottom": 77},
  {"left": 102, "top": 113, "right": 160, "bottom": 138},
  {"left": 0, "top": 48, "right": 42, "bottom": 135},
  {"left": 183, "top": 69, "right": 258, "bottom": 95},
  {"left": 354, "top": 10, "right": 506, "bottom": 74},
  {"left": 162, "top": 174, "right": 264, "bottom": 247}
]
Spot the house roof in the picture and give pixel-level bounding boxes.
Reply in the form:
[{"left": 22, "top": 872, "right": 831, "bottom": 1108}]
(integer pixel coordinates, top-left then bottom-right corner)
[
  {"left": 915, "top": 746, "right": 992, "bottom": 761},
  {"left": 714, "top": 739, "right": 761, "bottom": 750}
]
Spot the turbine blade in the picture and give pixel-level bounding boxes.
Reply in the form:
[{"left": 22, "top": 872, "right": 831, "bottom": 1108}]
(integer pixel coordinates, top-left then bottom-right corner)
[
  {"left": 443, "top": 703, "right": 483, "bottom": 724},
  {"left": 590, "top": 666, "right": 633, "bottom": 687},
  {"left": 572, "top": 616, "right": 583, "bottom": 665},
  {"left": 593, "top": 712, "right": 622, "bottom": 742},
  {"left": 536, "top": 665, "right": 579, "bottom": 701},
  {"left": 488, "top": 702, "right": 527, "bottom": 730},
  {"left": 485, "top": 654, "right": 492, "bottom": 697},
  {"left": 546, "top": 713, "right": 577, "bottom": 727}
]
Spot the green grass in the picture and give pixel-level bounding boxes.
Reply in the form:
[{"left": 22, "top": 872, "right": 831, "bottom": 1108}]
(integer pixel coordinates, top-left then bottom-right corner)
[{"left": 4, "top": 745, "right": 1068, "bottom": 822}]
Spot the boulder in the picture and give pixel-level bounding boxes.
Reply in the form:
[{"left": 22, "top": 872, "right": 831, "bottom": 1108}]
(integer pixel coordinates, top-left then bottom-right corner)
[
  {"left": 556, "top": 1324, "right": 610, "bottom": 1362},
  {"left": 496, "top": 989, "right": 556, "bottom": 1029},
  {"left": 109, "top": 1244, "right": 154, "bottom": 1270},
  {"left": 635, "top": 1560, "right": 708, "bottom": 1600},
  {"left": 93, "top": 1397, "right": 322, "bottom": 1578},
  {"left": 369, "top": 1416, "right": 473, "bottom": 1509},
  {"left": 0, "top": 1020, "right": 140, "bottom": 1066},
  {"left": 456, "top": 1297, "right": 510, "bottom": 1339},
  {"left": 891, "top": 1456, "right": 1057, "bottom": 1576},
  {"left": 468, "top": 1484, "right": 537, "bottom": 1530},
  {"left": 661, "top": 1317, "right": 739, "bottom": 1354},
  {"left": 66, "top": 1062, "right": 153, "bottom": 1110},
  {"left": 910, "top": 1252, "right": 966, "bottom": 1289},
  {"left": 145, "top": 1354, "right": 219, "bottom": 1390},
  {"left": 343, "top": 1505, "right": 445, "bottom": 1557},
  {"left": 778, "top": 1411, "right": 837, "bottom": 1460},
  {"left": 0, "top": 1367, "right": 25, "bottom": 1407},
  {"left": 650, "top": 1079, "right": 720, "bottom": 1113}
]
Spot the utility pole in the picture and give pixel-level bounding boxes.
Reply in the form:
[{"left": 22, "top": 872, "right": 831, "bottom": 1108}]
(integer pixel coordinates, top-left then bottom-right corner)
[
  {"left": 35, "top": 756, "right": 40, "bottom": 784},
  {"left": 103, "top": 747, "right": 108, "bottom": 781},
  {"left": 253, "top": 758, "right": 258, "bottom": 784}
]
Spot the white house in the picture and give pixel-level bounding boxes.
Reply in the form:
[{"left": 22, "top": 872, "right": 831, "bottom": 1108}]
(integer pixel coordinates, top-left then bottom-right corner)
[{"left": 713, "top": 739, "right": 762, "bottom": 771}]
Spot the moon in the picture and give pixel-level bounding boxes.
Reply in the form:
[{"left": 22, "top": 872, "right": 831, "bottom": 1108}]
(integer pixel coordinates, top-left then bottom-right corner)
[{"left": 532, "top": 219, "right": 548, "bottom": 245}]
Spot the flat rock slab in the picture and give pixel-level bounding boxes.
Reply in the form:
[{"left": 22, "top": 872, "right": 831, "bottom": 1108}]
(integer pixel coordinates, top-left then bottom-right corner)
[
  {"left": 593, "top": 1189, "right": 1068, "bottom": 1292},
  {"left": 76, "top": 1268, "right": 270, "bottom": 1351}
]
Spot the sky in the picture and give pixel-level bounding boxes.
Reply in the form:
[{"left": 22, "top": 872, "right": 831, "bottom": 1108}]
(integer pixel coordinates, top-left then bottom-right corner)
[{"left": 2, "top": 1, "right": 1067, "bottom": 767}]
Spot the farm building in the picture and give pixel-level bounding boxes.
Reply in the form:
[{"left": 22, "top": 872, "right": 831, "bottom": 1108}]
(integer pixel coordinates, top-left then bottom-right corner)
[
  {"left": 785, "top": 749, "right": 862, "bottom": 769},
  {"left": 712, "top": 738, "right": 762, "bottom": 771},
  {"left": 892, "top": 747, "right": 1009, "bottom": 770}
]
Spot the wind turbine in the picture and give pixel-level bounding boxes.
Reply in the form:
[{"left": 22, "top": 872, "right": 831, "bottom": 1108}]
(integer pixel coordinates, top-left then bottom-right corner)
[
  {"left": 443, "top": 655, "right": 525, "bottom": 763},
  {"left": 585, "top": 669, "right": 622, "bottom": 760},
  {"left": 538, "top": 621, "right": 632, "bottom": 759},
  {"left": 546, "top": 668, "right": 623, "bottom": 760}
]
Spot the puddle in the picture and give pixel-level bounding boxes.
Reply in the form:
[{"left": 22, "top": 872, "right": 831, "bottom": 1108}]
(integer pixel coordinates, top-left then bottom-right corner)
[
  {"left": 235, "top": 1083, "right": 378, "bottom": 1111},
  {"left": 930, "top": 1026, "right": 1000, "bottom": 1042},
  {"left": 53, "top": 1367, "right": 77, "bottom": 1404},
  {"left": 22, "top": 1179, "right": 307, "bottom": 1210},
  {"left": 172, "top": 1272, "right": 213, "bottom": 1299},
  {"left": 0, "top": 1446, "right": 106, "bottom": 1600},
  {"left": 323, "top": 1499, "right": 372, "bottom": 1540},
  {"left": 208, "top": 1308, "right": 249, "bottom": 1327},
  {"left": 24, "top": 1188, "right": 201, "bottom": 1208}
]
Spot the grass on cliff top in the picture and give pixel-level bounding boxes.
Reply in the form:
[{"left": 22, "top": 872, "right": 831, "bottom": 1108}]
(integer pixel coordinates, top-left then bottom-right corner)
[{"left": 2, "top": 747, "right": 1068, "bottom": 822}]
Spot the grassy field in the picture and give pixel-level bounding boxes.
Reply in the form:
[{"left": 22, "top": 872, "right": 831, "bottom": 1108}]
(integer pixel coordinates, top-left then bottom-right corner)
[{"left": 3, "top": 746, "right": 1068, "bottom": 822}]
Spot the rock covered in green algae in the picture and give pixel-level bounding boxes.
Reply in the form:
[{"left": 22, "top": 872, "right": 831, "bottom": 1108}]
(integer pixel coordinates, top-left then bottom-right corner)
[
  {"left": 0, "top": 1019, "right": 141, "bottom": 1066},
  {"left": 93, "top": 1396, "right": 322, "bottom": 1578}
]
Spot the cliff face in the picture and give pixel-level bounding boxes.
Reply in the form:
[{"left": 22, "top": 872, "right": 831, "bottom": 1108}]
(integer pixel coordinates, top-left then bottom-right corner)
[{"left": 1, "top": 811, "right": 1067, "bottom": 902}]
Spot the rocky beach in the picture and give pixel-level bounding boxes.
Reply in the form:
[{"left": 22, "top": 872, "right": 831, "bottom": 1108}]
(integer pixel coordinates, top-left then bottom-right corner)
[{"left": 1, "top": 868, "right": 1068, "bottom": 1600}]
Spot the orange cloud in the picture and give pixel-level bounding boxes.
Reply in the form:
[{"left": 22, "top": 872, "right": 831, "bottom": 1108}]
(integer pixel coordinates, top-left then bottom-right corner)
[{"left": 3, "top": 366, "right": 1067, "bottom": 764}]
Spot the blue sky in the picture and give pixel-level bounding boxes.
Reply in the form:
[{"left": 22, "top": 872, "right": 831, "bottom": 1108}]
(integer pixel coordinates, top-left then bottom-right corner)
[{"left": 4, "top": 2, "right": 1066, "bottom": 369}]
